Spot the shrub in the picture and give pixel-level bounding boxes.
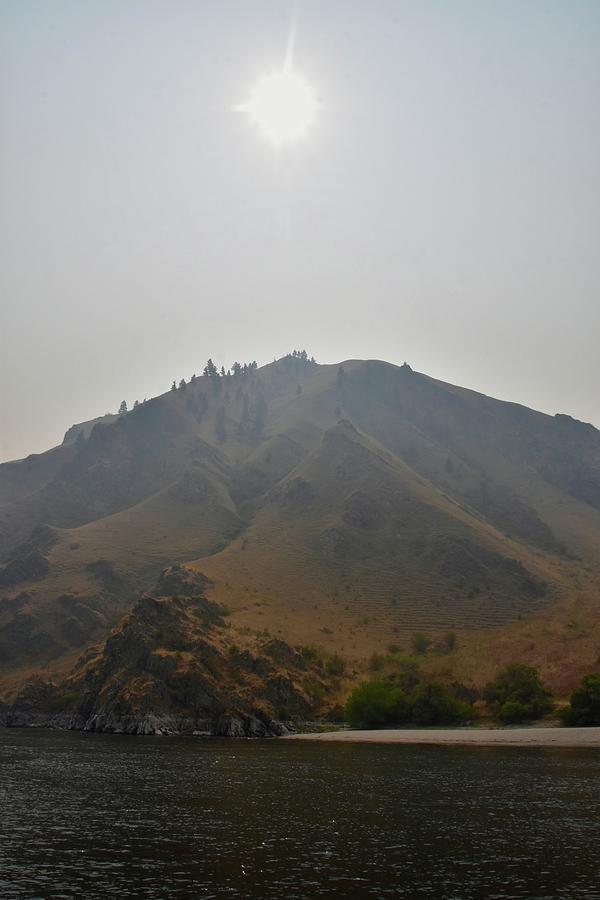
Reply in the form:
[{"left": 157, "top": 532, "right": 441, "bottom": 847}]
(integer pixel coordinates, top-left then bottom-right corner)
[
  {"left": 411, "top": 683, "right": 474, "bottom": 726},
  {"left": 306, "top": 681, "right": 326, "bottom": 700},
  {"left": 263, "top": 640, "right": 283, "bottom": 662},
  {"left": 561, "top": 673, "right": 600, "bottom": 726},
  {"left": 345, "top": 680, "right": 409, "bottom": 727},
  {"left": 440, "top": 631, "right": 457, "bottom": 653},
  {"left": 300, "top": 645, "right": 322, "bottom": 667},
  {"left": 411, "top": 633, "right": 431, "bottom": 655},
  {"left": 484, "top": 664, "right": 554, "bottom": 723},
  {"left": 325, "top": 654, "right": 346, "bottom": 677},
  {"left": 52, "top": 690, "right": 81, "bottom": 711},
  {"left": 369, "top": 652, "right": 385, "bottom": 672},
  {"left": 345, "top": 679, "right": 475, "bottom": 728},
  {"left": 498, "top": 699, "right": 531, "bottom": 723},
  {"left": 389, "top": 660, "right": 421, "bottom": 693}
]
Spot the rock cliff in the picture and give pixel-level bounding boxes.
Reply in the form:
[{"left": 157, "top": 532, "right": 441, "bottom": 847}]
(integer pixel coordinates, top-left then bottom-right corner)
[{"left": 0, "top": 566, "right": 324, "bottom": 737}]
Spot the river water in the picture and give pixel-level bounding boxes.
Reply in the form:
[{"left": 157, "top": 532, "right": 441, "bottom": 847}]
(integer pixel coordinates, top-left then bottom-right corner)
[{"left": 1, "top": 729, "right": 599, "bottom": 898}]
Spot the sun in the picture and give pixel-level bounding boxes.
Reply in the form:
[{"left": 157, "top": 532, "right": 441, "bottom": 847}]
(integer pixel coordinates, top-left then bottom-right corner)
[{"left": 238, "top": 70, "right": 318, "bottom": 146}]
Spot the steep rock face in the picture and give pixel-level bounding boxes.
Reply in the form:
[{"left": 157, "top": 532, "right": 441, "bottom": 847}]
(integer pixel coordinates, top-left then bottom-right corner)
[
  {"left": 1, "top": 568, "right": 321, "bottom": 736},
  {"left": 62, "top": 414, "right": 118, "bottom": 445}
]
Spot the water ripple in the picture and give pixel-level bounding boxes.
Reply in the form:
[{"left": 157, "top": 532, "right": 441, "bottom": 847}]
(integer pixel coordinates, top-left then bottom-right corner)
[{"left": 1, "top": 731, "right": 600, "bottom": 898}]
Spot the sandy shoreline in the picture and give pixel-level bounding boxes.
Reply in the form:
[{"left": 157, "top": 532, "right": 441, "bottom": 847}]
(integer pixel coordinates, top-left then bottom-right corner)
[{"left": 286, "top": 726, "right": 600, "bottom": 748}]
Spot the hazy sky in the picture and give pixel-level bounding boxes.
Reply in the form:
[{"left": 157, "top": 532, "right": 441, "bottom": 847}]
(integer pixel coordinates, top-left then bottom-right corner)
[{"left": 1, "top": 0, "right": 599, "bottom": 462}]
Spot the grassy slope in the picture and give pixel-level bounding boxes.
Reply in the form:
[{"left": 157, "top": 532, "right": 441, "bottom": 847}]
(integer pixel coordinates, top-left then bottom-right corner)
[{"left": 193, "top": 418, "right": 571, "bottom": 666}]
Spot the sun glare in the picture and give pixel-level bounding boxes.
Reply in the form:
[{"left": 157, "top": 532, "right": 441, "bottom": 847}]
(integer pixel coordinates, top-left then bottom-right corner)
[{"left": 238, "top": 70, "right": 318, "bottom": 146}]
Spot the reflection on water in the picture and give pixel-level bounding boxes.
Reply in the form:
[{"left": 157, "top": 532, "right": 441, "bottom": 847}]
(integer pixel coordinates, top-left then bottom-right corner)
[{"left": 1, "top": 729, "right": 599, "bottom": 898}]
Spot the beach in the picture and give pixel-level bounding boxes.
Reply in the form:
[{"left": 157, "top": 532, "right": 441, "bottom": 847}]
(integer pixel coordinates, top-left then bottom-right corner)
[{"left": 287, "top": 726, "right": 600, "bottom": 748}]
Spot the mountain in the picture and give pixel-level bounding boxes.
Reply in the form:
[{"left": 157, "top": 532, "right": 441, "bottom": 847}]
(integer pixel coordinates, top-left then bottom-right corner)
[{"left": 1, "top": 354, "right": 599, "bottom": 710}]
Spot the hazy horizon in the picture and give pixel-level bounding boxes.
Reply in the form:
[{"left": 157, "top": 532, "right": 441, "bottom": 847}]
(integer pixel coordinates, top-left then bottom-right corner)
[{"left": 2, "top": 0, "right": 599, "bottom": 462}]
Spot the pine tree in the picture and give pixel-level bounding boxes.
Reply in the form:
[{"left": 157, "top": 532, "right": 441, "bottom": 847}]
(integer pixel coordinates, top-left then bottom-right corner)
[{"left": 118, "top": 400, "right": 128, "bottom": 415}]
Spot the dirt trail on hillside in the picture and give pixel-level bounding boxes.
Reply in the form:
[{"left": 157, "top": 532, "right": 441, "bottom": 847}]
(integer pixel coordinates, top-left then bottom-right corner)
[{"left": 286, "top": 726, "right": 600, "bottom": 748}]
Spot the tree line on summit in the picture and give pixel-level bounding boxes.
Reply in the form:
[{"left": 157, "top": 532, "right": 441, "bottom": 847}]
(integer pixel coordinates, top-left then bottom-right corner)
[
  {"left": 110, "top": 352, "right": 317, "bottom": 446},
  {"left": 115, "top": 351, "right": 317, "bottom": 416}
]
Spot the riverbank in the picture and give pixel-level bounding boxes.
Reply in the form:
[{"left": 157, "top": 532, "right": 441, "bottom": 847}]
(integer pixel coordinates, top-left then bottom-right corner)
[{"left": 286, "top": 726, "right": 600, "bottom": 748}]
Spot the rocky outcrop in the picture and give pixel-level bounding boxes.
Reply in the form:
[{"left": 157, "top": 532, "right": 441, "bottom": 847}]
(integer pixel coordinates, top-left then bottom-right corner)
[
  {"left": 153, "top": 564, "right": 213, "bottom": 598},
  {"left": 0, "top": 525, "right": 56, "bottom": 587},
  {"left": 0, "top": 706, "right": 297, "bottom": 737},
  {"left": 62, "top": 414, "right": 117, "bottom": 445},
  {"left": 1, "top": 567, "right": 321, "bottom": 737}
]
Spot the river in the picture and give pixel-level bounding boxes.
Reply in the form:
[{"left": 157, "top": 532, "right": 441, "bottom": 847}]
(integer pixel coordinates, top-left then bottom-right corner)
[{"left": 1, "top": 729, "right": 599, "bottom": 898}]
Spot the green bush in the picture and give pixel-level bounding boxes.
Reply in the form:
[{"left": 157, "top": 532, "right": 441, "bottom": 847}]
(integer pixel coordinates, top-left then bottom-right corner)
[
  {"left": 345, "top": 680, "right": 409, "bottom": 727},
  {"left": 325, "top": 654, "right": 346, "bottom": 677},
  {"left": 484, "top": 664, "right": 553, "bottom": 723},
  {"left": 411, "top": 633, "right": 431, "bottom": 655},
  {"left": 561, "top": 673, "right": 600, "bottom": 726},
  {"left": 306, "top": 681, "right": 327, "bottom": 700},
  {"left": 52, "top": 690, "right": 81, "bottom": 711},
  {"left": 389, "top": 660, "right": 421, "bottom": 693},
  {"left": 498, "top": 699, "right": 531, "bottom": 723},
  {"left": 440, "top": 631, "right": 457, "bottom": 653},
  {"left": 300, "top": 645, "right": 321, "bottom": 664},
  {"left": 345, "top": 679, "right": 474, "bottom": 728},
  {"left": 411, "top": 683, "right": 474, "bottom": 726},
  {"left": 369, "top": 652, "right": 385, "bottom": 672}
]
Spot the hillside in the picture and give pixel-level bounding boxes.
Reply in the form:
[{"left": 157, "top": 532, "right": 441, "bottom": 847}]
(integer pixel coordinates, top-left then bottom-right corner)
[{"left": 1, "top": 353, "right": 599, "bottom": 702}]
